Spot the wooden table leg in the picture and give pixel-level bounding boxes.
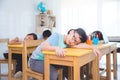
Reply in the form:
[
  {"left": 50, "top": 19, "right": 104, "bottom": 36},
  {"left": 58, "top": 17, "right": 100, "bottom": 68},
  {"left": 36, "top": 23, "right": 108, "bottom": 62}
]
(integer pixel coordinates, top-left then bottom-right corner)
[
  {"left": 113, "top": 49, "right": 117, "bottom": 79},
  {"left": 92, "top": 57, "right": 100, "bottom": 80},
  {"left": 8, "top": 48, "right": 12, "bottom": 80},
  {"left": 44, "top": 55, "right": 50, "bottom": 80},
  {"left": 74, "top": 58, "right": 80, "bottom": 80},
  {"left": 22, "top": 49, "right": 26, "bottom": 80},
  {"left": 106, "top": 53, "right": 111, "bottom": 80}
]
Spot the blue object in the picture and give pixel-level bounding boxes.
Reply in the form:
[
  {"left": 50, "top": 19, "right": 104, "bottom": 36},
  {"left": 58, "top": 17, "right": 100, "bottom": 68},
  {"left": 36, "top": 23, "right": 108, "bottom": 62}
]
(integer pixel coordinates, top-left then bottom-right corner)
[
  {"left": 41, "top": 7, "right": 46, "bottom": 13},
  {"left": 37, "top": 2, "right": 43, "bottom": 10},
  {"left": 37, "top": 2, "right": 47, "bottom": 13},
  {"left": 93, "top": 37, "right": 99, "bottom": 45}
]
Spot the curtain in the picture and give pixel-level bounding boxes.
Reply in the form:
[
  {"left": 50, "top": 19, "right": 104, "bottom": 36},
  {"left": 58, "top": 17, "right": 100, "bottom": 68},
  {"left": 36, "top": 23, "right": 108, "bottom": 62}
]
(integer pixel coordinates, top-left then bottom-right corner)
[{"left": 60, "top": 0, "right": 120, "bottom": 36}]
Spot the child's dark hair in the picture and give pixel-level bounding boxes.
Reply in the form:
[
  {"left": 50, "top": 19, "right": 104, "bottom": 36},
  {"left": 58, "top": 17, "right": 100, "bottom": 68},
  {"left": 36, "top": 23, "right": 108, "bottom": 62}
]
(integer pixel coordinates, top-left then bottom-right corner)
[
  {"left": 67, "top": 29, "right": 74, "bottom": 34},
  {"left": 75, "top": 28, "right": 87, "bottom": 43},
  {"left": 27, "top": 33, "right": 37, "bottom": 40},
  {"left": 43, "top": 30, "right": 52, "bottom": 38}
]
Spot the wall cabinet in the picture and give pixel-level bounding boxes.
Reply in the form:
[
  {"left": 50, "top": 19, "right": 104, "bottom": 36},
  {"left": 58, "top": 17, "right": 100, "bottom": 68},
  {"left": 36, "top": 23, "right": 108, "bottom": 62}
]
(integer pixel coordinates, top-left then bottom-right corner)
[{"left": 36, "top": 13, "right": 56, "bottom": 34}]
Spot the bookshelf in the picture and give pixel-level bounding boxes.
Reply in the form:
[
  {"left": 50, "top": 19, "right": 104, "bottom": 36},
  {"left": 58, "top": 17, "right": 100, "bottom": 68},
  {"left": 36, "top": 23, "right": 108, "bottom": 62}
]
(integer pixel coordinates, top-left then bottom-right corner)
[{"left": 36, "top": 13, "right": 56, "bottom": 34}]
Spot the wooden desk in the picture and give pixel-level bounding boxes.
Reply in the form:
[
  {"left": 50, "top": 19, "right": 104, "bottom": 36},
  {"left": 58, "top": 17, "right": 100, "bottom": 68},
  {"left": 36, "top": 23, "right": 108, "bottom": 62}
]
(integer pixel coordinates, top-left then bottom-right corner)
[
  {"left": 43, "top": 48, "right": 99, "bottom": 80},
  {"left": 8, "top": 40, "right": 42, "bottom": 80},
  {"left": 97, "top": 42, "right": 117, "bottom": 80},
  {"left": 43, "top": 42, "right": 117, "bottom": 80}
]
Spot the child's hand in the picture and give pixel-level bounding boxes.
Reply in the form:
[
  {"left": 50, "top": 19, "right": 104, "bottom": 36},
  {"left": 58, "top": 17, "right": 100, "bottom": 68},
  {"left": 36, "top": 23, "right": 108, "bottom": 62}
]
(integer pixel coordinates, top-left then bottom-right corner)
[
  {"left": 55, "top": 47, "right": 66, "bottom": 57},
  {"left": 10, "top": 37, "right": 19, "bottom": 43},
  {"left": 92, "top": 46, "right": 102, "bottom": 60}
]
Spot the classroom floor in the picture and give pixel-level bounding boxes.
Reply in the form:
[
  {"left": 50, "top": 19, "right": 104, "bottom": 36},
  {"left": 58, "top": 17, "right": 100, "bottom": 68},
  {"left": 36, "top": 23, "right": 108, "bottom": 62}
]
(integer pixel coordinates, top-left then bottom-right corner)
[
  {"left": 1, "top": 53, "right": 120, "bottom": 80},
  {"left": 1, "top": 65, "right": 120, "bottom": 80}
]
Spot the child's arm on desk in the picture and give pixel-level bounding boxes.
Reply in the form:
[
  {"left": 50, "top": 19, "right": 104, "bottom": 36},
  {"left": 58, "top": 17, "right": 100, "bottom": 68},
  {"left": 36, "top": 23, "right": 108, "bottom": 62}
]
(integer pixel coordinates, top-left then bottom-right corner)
[
  {"left": 42, "top": 42, "right": 66, "bottom": 57},
  {"left": 9, "top": 37, "right": 22, "bottom": 44},
  {"left": 72, "top": 43, "right": 102, "bottom": 60},
  {"left": 10, "top": 37, "right": 19, "bottom": 42}
]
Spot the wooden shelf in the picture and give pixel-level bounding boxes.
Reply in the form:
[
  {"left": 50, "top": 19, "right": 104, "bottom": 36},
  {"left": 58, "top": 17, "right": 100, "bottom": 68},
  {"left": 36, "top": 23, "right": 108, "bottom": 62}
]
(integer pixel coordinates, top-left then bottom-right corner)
[{"left": 36, "top": 13, "right": 56, "bottom": 34}]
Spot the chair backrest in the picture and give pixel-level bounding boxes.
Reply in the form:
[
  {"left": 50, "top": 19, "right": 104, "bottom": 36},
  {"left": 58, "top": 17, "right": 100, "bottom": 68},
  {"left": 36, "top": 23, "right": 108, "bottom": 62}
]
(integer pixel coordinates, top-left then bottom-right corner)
[
  {"left": 24, "top": 40, "right": 43, "bottom": 54},
  {"left": 23, "top": 40, "right": 62, "bottom": 80},
  {"left": 23, "top": 40, "right": 43, "bottom": 69}
]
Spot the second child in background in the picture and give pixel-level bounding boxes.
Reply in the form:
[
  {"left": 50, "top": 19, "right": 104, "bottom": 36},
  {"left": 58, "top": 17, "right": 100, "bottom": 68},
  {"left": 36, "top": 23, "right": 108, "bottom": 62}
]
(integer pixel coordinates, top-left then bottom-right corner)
[
  {"left": 3, "top": 30, "right": 52, "bottom": 79},
  {"left": 3, "top": 33, "right": 37, "bottom": 78}
]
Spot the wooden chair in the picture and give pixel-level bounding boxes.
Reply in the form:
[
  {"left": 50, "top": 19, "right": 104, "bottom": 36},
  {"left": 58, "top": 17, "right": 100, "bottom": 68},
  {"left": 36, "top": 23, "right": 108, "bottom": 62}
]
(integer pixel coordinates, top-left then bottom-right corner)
[
  {"left": 24, "top": 40, "right": 63, "bottom": 80},
  {"left": 23, "top": 40, "right": 43, "bottom": 80},
  {"left": 0, "top": 38, "right": 16, "bottom": 79}
]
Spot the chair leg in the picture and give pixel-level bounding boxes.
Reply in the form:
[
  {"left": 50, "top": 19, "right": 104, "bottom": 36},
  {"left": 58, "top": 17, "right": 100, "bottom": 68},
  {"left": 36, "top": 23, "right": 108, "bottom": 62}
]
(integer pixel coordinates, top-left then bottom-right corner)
[
  {"left": 80, "top": 66, "right": 84, "bottom": 80},
  {"left": 86, "top": 63, "right": 90, "bottom": 80},
  {"left": 68, "top": 67, "right": 73, "bottom": 80},
  {"left": 57, "top": 68, "right": 63, "bottom": 80},
  {"left": 13, "top": 60, "right": 16, "bottom": 74}
]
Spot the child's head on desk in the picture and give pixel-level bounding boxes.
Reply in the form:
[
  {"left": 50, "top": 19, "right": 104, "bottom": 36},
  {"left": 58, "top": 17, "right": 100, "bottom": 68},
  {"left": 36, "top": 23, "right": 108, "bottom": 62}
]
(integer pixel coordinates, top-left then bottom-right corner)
[{"left": 66, "top": 28, "right": 87, "bottom": 46}]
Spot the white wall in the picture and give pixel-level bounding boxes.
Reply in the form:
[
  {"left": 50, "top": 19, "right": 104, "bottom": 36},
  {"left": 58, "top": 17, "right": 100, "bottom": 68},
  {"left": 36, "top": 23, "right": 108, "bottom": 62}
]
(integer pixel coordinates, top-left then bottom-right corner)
[
  {"left": 0, "top": 0, "right": 61, "bottom": 40},
  {"left": 61, "top": 0, "right": 98, "bottom": 34},
  {"left": 0, "top": 0, "right": 36, "bottom": 40},
  {"left": 0, "top": 0, "right": 120, "bottom": 40},
  {"left": 60, "top": 0, "right": 120, "bottom": 36}
]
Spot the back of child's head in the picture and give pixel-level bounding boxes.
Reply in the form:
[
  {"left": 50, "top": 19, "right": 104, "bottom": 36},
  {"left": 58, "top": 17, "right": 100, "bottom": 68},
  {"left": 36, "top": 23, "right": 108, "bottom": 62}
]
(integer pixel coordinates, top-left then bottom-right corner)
[{"left": 43, "top": 30, "right": 52, "bottom": 39}]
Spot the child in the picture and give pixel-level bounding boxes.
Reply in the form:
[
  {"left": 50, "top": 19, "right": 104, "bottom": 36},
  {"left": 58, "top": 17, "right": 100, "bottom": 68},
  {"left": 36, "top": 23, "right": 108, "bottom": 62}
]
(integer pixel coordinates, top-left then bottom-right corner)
[
  {"left": 63, "top": 29, "right": 102, "bottom": 79},
  {"left": 3, "top": 30, "right": 52, "bottom": 78},
  {"left": 3, "top": 33, "right": 37, "bottom": 78},
  {"left": 29, "top": 28, "right": 91, "bottom": 80}
]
